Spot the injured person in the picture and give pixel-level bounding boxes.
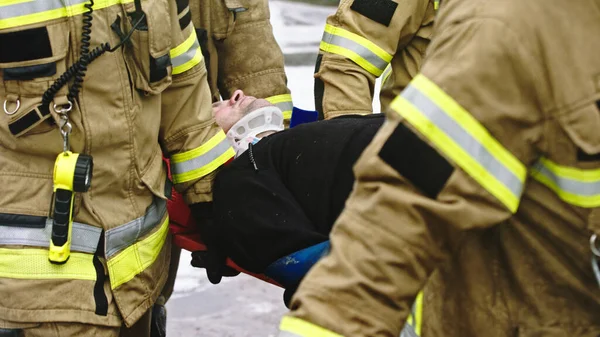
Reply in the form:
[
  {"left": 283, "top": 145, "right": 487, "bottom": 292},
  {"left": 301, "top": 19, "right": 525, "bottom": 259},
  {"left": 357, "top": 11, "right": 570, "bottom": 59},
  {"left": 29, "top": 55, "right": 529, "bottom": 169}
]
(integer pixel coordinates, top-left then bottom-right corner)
[{"left": 183, "top": 89, "right": 383, "bottom": 300}]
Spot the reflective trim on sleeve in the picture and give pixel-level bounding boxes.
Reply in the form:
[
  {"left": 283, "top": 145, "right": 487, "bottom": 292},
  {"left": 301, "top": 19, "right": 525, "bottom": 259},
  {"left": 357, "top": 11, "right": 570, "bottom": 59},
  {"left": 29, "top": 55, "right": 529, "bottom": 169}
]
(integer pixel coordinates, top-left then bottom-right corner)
[
  {"left": 266, "top": 94, "right": 293, "bottom": 120},
  {"left": 530, "top": 157, "right": 600, "bottom": 208},
  {"left": 105, "top": 197, "right": 166, "bottom": 258},
  {"left": 0, "top": 248, "right": 96, "bottom": 280},
  {"left": 170, "top": 130, "right": 235, "bottom": 184},
  {"left": 0, "top": 0, "right": 132, "bottom": 30},
  {"left": 320, "top": 24, "right": 392, "bottom": 77},
  {"left": 107, "top": 215, "right": 170, "bottom": 289},
  {"left": 381, "top": 64, "right": 393, "bottom": 87},
  {"left": 170, "top": 27, "right": 203, "bottom": 75},
  {"left": 278, "top": 316, "right": 343, "bottom": 337},
  {"left": 391, "top": 74, "right": 526, "bottom": 212},
  {"left": 402, "top": 291, "right": 423, "bottom": 337}
]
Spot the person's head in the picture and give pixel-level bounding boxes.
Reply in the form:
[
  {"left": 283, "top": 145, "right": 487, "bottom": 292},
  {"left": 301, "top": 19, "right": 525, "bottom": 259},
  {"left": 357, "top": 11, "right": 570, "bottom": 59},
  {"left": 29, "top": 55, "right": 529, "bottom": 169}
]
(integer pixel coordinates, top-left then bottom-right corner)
[
  {"left": 213, "top": 90, "right": 274, "bottom": 133},
  {"left": 213, "top": 89, "right": 285, "bottom": 157}
]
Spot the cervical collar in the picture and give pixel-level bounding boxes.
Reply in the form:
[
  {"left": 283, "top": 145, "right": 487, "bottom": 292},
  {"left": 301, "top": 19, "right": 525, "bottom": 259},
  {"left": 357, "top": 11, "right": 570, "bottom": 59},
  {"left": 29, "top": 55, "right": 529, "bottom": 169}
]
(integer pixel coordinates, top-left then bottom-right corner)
[{"left": 227, "top": 105, "right": 284, "bottom": 157}]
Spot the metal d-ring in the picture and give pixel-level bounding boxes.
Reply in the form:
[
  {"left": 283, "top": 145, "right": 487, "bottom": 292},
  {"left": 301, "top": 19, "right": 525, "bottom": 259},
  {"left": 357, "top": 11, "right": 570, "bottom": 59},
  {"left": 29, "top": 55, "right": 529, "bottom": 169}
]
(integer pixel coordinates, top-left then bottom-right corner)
[
  {"left": 3, "top": 98, "right": 20, "bottom": 115},
  {"left": 53, "top": 101, "right": 73, "bottom": 114},
  {"left": 590, "top": 234, "right": 600, "bottom": 257}
]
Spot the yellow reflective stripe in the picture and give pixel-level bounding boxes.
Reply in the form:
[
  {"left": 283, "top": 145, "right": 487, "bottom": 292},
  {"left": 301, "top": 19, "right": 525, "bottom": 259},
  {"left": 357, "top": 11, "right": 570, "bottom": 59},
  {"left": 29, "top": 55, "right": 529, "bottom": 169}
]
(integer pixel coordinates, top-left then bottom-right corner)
[
  {"left": 320, "top": 24, "right": 392, "bottom": 77},
  {"left": 404, "top": 291, "right": 423, "bottom": 336},
  {"left": 170, "top": 130, "right": 235, "bottom": 183},
  {"left": 279, "top": 317, "right": 343, "bottom": 337},
  {"left": 382, "top": 64, "right": 393, "bottom": 86},
  {"left": 434, "top": 0, "right": 440, "bottom": 10},
  {"left": 107, "top": 216, "right": 169, "bottom": 289},
  {"left": 320, "top": 41, "right": 382, "bottom": 76},
  {"left": 0, "top": 248, "right": 95, "bottom": 281},
  {"left": 530, "top": 157, "right": 600, "bottom": 208},
  {"left": 414, "top": 291, "right": 423, "bottom": 335},
  {"left": 392, "top": 75, "right": 526, "bottom": 212},
  {"left": 172, "top": 131, "right": 227, "bottom": 162},
  {"left": 171, "top": 47, "right": 202, "bottom": 74},
  {"left": 323, "top": 24, "right": 392, "bottom": 63},
  {"left": 266, "top": 94, "right": 293, "bottom": 120},
  {"left": 170, "top": 27, "right": 197, "bottom": 58},
  {"left": 170, "top": 28, "right": 203, "bottom": 75},
  {"left": 0, "top": 0, "right": 132, "bottom": 30},
  {"left": 266, "top": 94, "right": 292, "bottom": 105},
  {"left": 0, "top": 0, "right": 30, "bottom": 6}
]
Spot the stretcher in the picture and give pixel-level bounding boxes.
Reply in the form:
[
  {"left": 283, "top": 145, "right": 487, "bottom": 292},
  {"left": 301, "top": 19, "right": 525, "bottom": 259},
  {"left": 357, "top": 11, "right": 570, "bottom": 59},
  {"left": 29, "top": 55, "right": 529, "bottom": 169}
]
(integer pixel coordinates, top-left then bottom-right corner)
[
  {"left": 167, "top": 187, "right": 283, "bottom": 287},
  {"left": 168, "top": 107, "right": 321, "bottom": 288}
]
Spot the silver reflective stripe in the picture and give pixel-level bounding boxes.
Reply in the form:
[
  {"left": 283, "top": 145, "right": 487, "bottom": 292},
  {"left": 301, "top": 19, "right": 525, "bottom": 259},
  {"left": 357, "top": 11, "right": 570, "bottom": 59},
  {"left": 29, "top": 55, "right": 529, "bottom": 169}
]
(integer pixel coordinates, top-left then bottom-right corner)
[
  {"left": 105, "top": 197, "right": 167, "bottom": 258},
  {"left": 171, "top": 38, "right": 200, "bottom": 68},
  {"left": 321, "top": 31, "right": 389, "bottom": 73},
  {"left": 275, "top": 101, "right": 293, "bottom": 114},
  {"left": 401, "top": 85, "right": 524, "bottom": 198},
  {"left": 0, "top": 0, "right": 87, "bottom": 20},
  {"left": 0, "top": 197, "right": 166, "bottom": 256},
  {"left": 400, "top": 324, "right": 419, "bottom": 337},
  {"left": 171, "top": 136, "right": 232, "bottom": 176},
  {"left": 0, "top": 220, "right": 101, "bottom": 253},
  {"left": 532, "top": 161, "right": 600, "bottom": 197}
]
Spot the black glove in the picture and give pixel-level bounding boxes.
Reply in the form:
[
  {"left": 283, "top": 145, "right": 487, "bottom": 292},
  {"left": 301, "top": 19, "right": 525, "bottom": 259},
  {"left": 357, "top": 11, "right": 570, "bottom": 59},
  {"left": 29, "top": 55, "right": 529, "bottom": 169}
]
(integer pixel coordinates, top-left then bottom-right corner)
[
  {"left": 189, "top": 202, "right": 240, "bottom": 284},
  {"left": 191, "top": 250, "right": 240, "bottom": 284},
  {"left": 150, "top": 296, "right": 167, "bottom": 337}
]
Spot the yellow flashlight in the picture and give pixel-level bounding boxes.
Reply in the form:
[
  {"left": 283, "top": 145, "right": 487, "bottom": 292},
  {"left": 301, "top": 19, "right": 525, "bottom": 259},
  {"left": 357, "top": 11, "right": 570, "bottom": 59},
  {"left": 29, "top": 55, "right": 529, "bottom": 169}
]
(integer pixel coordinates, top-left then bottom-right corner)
[{"left": 49, "top": 151, "right": 93, "bottom": 264}]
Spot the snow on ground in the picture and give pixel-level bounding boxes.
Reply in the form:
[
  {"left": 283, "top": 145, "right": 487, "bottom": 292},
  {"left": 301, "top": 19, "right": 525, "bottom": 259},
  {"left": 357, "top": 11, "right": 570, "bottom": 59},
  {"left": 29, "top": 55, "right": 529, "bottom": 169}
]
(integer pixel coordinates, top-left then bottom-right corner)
[{"left": 167, "top": 2, "right": 382, "bottom": 335}]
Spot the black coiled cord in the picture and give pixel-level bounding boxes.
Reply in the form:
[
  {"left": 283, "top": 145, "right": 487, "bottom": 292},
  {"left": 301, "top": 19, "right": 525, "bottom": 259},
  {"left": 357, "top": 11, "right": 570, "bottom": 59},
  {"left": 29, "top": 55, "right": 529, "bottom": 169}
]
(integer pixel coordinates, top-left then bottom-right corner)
[
  {"left": 42, "top": 0, "right": 145, "bottom": 107},
  {"left": 66, "top": 1, "right": 94, "bottom": 103}
]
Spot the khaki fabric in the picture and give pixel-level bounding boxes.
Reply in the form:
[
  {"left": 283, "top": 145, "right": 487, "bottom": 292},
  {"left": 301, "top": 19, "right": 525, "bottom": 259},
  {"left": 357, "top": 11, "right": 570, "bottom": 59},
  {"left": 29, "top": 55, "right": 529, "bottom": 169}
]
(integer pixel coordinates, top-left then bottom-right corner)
[
  {"left": 286, "top": 0, "right": 600, "bottom": 336},
  {"left": 0, "top": 0, "right": 224, "bottom": 329},
  {"left": 315, "top": 0, "right": 435, "bottom": 119},
  {"left": 189, "top": 0, "right": 291, "bottom": 103},
  {"left": 0, "top": 322, "right": 120, "bottom": 337}
]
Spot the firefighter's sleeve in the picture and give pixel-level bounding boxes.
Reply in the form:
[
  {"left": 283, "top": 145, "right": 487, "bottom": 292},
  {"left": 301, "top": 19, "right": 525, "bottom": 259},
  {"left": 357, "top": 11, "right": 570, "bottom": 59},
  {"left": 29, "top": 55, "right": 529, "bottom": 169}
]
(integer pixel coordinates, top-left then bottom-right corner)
[
  {"left": 215, "top": 0, "right": 293, "bottom": 121},
  {"left": 160, "top": 1, "right": 235, "bottom": 205},
  {"left": 315, "top": 0, "right": 432, "bottom": 119},
  {"left": 278, "top": 15, "right": 545, "bottom": 337}
]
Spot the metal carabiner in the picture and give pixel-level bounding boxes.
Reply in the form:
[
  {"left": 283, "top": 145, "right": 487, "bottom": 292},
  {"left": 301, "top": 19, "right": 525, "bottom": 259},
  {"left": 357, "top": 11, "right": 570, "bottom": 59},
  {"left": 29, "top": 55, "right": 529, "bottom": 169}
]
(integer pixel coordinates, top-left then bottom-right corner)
[
  {"left": 3, "top": 99, "right": 20, "bottom": 115},
  {"left": 590, "top": 234, "right": 600, "bottom": 287}
]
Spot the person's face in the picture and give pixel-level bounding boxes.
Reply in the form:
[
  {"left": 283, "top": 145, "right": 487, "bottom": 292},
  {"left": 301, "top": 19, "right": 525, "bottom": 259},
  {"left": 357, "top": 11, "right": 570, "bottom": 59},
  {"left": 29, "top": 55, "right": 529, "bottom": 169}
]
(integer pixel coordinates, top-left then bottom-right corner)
[{"left": 212, "top": 90, "right": 272, "bottom": 132}]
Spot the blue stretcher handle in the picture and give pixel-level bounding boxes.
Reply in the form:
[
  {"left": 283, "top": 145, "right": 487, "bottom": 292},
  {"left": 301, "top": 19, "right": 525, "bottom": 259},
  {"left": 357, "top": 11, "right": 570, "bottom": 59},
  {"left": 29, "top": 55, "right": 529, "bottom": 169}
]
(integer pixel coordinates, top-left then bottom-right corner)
[
  {"left": 264, "top": 240, "right": 330, "bottom": 289},
  {"left": 290, "top": 107, "right": 319, "bottom": 128}
]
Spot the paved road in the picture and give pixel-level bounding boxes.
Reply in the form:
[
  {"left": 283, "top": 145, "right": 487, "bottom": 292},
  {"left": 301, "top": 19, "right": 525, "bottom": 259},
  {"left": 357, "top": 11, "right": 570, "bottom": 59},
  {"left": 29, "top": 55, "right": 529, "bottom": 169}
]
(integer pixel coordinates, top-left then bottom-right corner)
[{"left": 166, "top": 257, "right": 287, "bottom": 336}]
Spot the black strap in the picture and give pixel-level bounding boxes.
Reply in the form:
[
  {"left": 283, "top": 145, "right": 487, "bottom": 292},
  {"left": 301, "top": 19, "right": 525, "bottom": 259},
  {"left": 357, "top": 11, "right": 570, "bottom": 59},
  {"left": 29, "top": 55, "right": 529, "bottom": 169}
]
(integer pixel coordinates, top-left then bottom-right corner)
[
  {"left": 8, "top": 104, "right": 52, "bottom": 136},
  {"left": 93, "top": 231, "right": 109, "bottom": 316}
]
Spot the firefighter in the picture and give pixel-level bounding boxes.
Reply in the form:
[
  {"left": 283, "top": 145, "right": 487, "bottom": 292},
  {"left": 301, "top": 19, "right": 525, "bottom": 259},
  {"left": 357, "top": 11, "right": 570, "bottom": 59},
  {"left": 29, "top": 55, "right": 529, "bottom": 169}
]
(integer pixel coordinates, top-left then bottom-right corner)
[
  {"left": 0, "top": 0, "right": 233, "bottom": 336},
  {"left": 188, "top": 0, "right": 294, "bottom": 121},
  {"left": 278, "top": 0, "right": 600, "bottom": 336},
  {"left": 314, "top": 0, "right": 437, "bottom": 120}
]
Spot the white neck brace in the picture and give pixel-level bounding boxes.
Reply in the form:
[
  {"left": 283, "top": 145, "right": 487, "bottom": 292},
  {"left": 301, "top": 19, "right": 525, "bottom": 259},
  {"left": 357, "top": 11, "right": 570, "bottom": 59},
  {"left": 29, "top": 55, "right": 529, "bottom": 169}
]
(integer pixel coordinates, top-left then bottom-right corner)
[{"left": 226, "top": 106, "right": 284, "bottom": 157}]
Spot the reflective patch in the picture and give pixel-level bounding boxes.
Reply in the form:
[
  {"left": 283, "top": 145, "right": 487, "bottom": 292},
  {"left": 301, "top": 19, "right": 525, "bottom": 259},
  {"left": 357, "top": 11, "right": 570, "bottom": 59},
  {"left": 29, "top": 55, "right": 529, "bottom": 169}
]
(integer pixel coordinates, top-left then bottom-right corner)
[
  {"left": 391, "top": 75, "right": 526, "bottom": 212},
  {"left": 320, "top": 24, "right": 392, "bottom": 77},
  {"left": 350, "top": 0, "right": 398, "bottom": 27},
  {"left": 278, "top": 317, "right": 343, "bottom": 337},
  {"left": 169, "top": 28, "right": 203, "bottom": 75},
  {"left": 266, "top": 94, "right": 294, "bottom": 120},
  {"left": 170, "top": 131, "right": 235, "bottom": 184},
  {"left": 530, "top": 157, "right": 600, "bottom": 208}
]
